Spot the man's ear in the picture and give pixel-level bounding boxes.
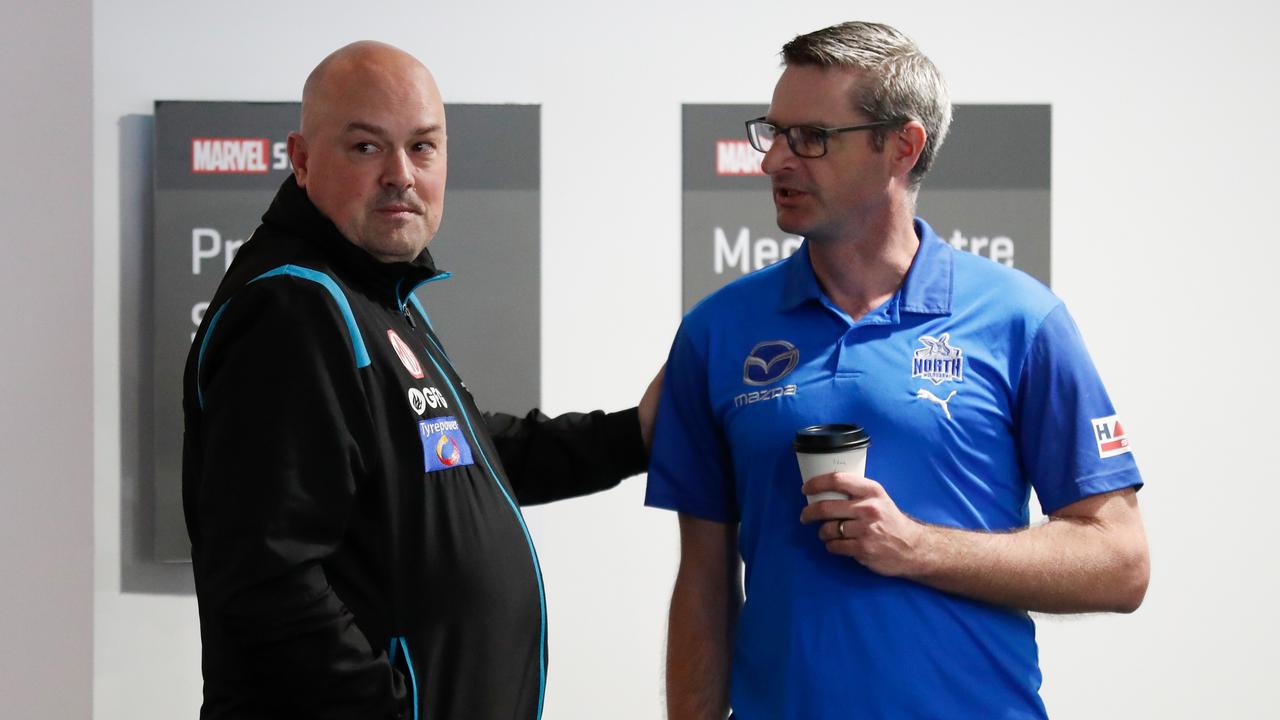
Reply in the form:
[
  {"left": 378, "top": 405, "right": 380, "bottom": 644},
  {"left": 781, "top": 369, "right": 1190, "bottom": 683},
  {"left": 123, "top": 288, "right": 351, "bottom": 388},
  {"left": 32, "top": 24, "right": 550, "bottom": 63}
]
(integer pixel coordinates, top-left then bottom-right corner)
[
  {"left": 287, "top": 131, "right": 308, "bottom": 186},
  {"left": 890, "top": 120, "right": 927, "bottom": 180}
]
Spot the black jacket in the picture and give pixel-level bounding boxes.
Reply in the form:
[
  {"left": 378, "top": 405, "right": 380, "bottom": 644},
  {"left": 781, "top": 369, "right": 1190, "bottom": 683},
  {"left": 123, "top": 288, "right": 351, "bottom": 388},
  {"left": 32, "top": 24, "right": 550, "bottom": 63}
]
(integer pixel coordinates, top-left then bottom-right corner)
[{"left": 182, "top": 176, "right": 646, "bottom": 720}]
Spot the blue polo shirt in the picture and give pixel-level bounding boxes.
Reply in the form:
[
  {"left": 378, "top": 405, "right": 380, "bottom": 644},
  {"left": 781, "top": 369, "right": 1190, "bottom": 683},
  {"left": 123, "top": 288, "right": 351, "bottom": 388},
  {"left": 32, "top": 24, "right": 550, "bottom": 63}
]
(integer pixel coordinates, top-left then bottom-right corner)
[{"left": 646, "top": 219, "right": 1142, "bottom": 720}]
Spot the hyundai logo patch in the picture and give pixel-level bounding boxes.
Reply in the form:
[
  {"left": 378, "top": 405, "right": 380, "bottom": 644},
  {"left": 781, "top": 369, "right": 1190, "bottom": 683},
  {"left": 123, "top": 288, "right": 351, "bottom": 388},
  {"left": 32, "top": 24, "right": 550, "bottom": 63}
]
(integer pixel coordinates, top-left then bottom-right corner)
[{"left": 388, "top": 329, "right": 424, "bottom": 379}]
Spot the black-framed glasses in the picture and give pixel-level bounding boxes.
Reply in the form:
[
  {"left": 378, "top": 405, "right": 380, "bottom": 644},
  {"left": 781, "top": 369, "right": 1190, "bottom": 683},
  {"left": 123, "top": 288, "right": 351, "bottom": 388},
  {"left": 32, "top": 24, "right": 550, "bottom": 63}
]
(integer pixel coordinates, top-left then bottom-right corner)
[{"left": 745, "top": 116, "right": 899, "bottom": 158}]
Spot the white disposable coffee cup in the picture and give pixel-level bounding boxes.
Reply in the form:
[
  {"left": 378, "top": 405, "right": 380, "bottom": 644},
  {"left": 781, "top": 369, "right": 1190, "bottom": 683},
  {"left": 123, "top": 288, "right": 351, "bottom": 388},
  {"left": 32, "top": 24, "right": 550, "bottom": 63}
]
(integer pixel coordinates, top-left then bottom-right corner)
[{"left": 794, "top": 424, "right": 871, "bottom": 505}]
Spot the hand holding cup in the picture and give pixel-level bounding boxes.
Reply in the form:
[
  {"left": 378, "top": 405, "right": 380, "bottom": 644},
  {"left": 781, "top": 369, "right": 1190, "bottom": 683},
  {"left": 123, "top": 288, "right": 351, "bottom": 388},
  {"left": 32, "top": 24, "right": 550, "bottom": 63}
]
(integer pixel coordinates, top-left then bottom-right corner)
[{"left": 793, "top": 424, "right": 871, "bottom": 504}]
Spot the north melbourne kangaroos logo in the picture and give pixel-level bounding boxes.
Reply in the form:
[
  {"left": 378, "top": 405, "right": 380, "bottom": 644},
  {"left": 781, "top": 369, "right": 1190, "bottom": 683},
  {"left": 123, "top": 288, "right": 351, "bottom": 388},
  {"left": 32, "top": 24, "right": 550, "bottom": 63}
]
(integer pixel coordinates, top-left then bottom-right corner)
[{"left": 912, "top": 333, "right": 964, "bottom": 385}]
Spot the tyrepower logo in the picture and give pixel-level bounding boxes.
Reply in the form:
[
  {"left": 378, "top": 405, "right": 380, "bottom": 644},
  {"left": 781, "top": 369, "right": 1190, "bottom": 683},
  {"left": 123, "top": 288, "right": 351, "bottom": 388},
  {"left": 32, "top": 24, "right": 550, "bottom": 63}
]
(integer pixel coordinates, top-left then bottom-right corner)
[
  {"left": 715, "top": 139, "right": 764, "bottom": 176},
  {"left": 191, "top": 137, "right": 270, "bottom": 174}
]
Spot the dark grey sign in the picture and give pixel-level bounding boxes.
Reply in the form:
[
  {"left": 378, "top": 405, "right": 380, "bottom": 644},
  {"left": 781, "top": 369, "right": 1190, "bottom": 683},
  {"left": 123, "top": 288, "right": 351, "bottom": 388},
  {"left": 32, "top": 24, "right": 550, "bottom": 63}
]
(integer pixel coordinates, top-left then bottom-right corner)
[
  {"left": 152, "top": 101, "right": 540, "bottom": 561},
  {"left": 681, "top": 104, "right": 1051, "bottom": 311}
]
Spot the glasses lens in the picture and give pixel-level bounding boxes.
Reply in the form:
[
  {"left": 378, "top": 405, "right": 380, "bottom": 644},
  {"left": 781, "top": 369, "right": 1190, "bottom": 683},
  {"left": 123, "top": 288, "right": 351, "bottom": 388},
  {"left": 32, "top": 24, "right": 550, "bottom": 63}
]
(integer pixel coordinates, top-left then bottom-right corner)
[
  {"left": 790, "top": 126, "right": 826, "bottom": 158},
  {"left": 747, "top": 121, "right": 775, "bottom": 153}
]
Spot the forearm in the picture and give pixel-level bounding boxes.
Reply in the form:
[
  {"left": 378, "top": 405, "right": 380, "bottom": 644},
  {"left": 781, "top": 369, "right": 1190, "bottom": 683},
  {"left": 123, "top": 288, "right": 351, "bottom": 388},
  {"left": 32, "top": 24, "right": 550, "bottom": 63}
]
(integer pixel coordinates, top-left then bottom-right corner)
[
  {"left": 804, "top": 477, "right": 1149, "bottom": 614},
  {"left": 666, "top": 570, "right": 739, "bottom": 719},
  {"left": 667, "top": 515, "right": 741, "bottom": 720},
  {"left": 907, "top": 494, "right": 1149, "bottom": 613},
  {"left": 486, "top": 407, "right": 647, "bottom": 505}
]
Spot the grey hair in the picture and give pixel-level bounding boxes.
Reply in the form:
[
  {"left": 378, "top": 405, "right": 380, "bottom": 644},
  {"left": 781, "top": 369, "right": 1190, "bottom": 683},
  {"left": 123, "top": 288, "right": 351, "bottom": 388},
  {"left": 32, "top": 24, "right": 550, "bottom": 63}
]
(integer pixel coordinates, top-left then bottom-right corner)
[{"left": 782, "top": 21, "right": 952, "bottom": 188}]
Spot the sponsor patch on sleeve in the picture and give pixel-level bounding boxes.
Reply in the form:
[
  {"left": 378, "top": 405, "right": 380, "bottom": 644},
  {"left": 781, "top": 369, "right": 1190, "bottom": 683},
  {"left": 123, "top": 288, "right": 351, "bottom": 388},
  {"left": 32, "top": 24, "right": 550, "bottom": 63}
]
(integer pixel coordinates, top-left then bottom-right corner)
[
  {"left": 1091, "top": 415, "right": 1131, "bottom": 458},
  {"left": 418, "top": 416, "right": 475, "bottom": 471}
]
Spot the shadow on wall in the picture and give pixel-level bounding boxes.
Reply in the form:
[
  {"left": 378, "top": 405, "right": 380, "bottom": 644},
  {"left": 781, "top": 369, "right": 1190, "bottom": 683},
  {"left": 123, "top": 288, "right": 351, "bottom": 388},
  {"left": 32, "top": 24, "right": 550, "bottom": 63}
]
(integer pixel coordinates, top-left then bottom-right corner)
[{"left": 119, "top": 113, "right": 194, "bottom": 595}]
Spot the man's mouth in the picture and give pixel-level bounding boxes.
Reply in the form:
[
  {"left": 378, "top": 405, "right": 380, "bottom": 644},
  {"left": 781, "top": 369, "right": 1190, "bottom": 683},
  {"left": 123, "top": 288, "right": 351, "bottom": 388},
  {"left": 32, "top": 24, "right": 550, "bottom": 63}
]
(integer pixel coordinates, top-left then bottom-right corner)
[{"left": 377, "top": 204, "right": 421, "bottom": 214}]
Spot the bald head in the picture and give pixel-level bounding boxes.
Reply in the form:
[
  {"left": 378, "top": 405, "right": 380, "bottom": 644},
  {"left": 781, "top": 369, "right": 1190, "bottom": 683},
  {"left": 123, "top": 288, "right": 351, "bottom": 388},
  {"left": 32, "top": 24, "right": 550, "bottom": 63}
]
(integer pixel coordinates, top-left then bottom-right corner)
[
  {"left": 300, "top": 41, "right": 442, "bottom": 137},
  {"left": 287, "top": 41, "right": 448, "bottom": 263}
]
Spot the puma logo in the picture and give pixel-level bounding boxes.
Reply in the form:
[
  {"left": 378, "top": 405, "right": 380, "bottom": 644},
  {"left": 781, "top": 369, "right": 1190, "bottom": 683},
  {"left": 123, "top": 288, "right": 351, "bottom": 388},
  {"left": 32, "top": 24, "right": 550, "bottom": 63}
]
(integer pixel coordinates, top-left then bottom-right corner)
[{"left": 915, "top": 389, "right": 957, "bottom": 420}]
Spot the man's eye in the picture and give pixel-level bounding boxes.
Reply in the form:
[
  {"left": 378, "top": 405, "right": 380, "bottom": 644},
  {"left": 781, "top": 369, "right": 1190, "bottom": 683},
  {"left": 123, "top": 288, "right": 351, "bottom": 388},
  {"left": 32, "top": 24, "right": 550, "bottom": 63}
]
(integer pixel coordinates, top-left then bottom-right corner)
[
  {"left": 413, "top": 141, "right": 438, "bottom": 154},
  {"left": 353, "top": 142, "right": 378, "bottom": 153},
  {"left": 794, "top": 127, "right": 825, "bottom": 147}
]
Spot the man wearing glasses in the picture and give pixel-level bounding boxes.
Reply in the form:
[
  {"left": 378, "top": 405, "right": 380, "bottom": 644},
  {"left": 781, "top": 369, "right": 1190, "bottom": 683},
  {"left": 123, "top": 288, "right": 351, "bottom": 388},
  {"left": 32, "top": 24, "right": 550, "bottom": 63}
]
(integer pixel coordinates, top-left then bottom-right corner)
[{"left": 645, "top": 21, "right": 1149, "bottom": 719}]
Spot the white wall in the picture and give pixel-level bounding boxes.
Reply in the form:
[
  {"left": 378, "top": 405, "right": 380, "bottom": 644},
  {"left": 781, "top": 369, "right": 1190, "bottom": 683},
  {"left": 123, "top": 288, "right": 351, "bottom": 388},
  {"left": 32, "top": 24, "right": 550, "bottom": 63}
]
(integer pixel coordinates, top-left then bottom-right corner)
[
  {"left": 91, "top": 1, "right": 1279, "bottom": 718},
  {"left": 0, "top": 0, "right": 94, "bottom": 717}
]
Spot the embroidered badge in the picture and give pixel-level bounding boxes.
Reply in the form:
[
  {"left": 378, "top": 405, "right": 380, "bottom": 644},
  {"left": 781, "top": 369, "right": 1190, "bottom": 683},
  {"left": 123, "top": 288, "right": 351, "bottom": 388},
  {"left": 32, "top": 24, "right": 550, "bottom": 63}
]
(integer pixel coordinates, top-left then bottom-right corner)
[
  {"left": 388, "top": 329, "right": 424, "bottom": 379},
  {"left": 911, "top": 333, "right": 964, "bottom": 385},
  {"left": 419, "top": 416, "right": 475, "bottom": 471},
  {"left": 407, "top": 388, "right": 427, "bottom": 416},
  {"left": 422, "top": 386, "right": 448, "bottom": 409},
  {"left": 743, "top": 340, "right": 800, "bottom": 386},
  {"left": 1091, "top": 415, "right": 1131, "bottom": 458}
]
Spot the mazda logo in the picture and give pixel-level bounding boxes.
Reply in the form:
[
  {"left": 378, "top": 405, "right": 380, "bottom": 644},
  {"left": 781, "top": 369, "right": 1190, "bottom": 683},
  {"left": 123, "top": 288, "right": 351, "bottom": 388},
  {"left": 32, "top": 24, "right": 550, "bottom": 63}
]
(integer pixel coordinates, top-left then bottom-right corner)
[{"left": 743, "top": 340, "right": 799, "bottom": 386}]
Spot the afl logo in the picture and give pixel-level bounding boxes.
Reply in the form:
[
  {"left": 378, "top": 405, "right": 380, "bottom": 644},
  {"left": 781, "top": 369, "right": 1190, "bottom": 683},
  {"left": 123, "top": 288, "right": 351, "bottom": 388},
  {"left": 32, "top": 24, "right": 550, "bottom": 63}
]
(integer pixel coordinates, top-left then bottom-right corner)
[
  {"left": 436, "top": 434, "right": 461, "bottom": 466},
  {"left": 743, "top": 340, "right": 799, "bottom": 386},
  {"left": 387, "top": 329, "right": 424, "bottom": 379}
]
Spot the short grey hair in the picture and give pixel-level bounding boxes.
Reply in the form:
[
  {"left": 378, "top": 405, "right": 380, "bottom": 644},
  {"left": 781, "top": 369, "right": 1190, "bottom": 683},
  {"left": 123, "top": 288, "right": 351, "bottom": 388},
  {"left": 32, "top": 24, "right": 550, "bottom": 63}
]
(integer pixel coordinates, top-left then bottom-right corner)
[{"left": 782, "top": 21, "right": 952, "bottom": 188}]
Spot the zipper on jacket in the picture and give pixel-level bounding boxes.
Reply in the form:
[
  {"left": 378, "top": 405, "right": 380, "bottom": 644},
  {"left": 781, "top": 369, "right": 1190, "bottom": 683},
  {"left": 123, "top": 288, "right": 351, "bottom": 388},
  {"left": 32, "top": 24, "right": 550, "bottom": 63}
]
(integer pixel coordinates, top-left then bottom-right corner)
[
  {"left": 410, "top": 317, "right": 549, "bottom": 720},
  {"left": 395, "top": 274, "right": 452, "bottom": 333}
]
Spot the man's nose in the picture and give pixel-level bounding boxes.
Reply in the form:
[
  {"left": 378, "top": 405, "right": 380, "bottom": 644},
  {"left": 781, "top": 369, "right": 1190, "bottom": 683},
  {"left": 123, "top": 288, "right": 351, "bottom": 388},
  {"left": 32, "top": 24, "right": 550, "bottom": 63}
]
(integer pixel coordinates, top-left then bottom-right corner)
[
  {"left": 380, "top": 149, "right": 414, "bottom": 189},
  {"left": 759, "top": 135, "right": 796, "bottom": 176}
]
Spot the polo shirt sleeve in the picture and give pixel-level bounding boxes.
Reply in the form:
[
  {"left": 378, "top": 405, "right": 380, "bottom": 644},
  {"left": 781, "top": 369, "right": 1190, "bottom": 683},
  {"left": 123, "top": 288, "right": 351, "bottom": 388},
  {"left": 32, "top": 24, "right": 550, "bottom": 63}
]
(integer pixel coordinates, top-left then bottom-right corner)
[
  {"left": 1015, "top": 302, "right": 1144, "bottom": 515},
  {"left": 644, "top": 321, "right": 739, "bottom": 523}
]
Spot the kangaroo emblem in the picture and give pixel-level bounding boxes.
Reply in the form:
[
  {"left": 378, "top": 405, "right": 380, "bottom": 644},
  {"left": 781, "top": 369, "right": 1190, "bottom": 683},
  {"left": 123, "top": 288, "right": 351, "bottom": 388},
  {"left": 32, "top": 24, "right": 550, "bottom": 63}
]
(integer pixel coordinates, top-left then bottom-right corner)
[{"left": 915, "top": 389, "right": 957, "bottom": 420}]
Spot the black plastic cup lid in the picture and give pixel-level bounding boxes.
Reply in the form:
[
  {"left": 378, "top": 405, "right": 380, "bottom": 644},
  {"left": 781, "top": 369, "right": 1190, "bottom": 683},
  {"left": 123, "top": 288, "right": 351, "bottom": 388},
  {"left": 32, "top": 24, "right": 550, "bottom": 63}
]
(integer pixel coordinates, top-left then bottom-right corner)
[{"left": 793, "top": 424, "right": 871, "bottom": 453}]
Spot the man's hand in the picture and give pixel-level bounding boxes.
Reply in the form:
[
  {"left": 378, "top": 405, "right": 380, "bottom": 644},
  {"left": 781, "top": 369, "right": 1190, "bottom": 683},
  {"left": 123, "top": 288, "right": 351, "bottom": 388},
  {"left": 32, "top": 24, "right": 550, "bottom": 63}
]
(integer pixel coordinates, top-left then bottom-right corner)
[
  {"left": 638, "top": 364, "right": 665, "bottom": 451},
  {"left": 798, "top": 472, "right": 929, "bottom": 577},
  {"left": 799, "top": 473, "right": 1150, "bottom": 614}
]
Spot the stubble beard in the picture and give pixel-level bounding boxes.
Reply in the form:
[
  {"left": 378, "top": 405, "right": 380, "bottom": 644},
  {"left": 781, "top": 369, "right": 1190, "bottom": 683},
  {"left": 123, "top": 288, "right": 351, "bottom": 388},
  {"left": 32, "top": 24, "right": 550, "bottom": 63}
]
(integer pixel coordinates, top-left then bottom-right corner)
[{"left": 348, "top": 212, "right": 434, "bottom": 263}]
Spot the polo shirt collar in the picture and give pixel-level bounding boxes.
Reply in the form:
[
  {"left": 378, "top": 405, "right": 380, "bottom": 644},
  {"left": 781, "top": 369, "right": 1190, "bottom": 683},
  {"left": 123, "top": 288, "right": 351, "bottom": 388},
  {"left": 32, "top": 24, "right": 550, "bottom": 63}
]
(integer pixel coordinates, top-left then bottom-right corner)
[
  {"left": 899, "top": 218, "right": 953, "bottom": 316},
  {"left": 779, "top": 217, "right": 953, "bottom": 317}
]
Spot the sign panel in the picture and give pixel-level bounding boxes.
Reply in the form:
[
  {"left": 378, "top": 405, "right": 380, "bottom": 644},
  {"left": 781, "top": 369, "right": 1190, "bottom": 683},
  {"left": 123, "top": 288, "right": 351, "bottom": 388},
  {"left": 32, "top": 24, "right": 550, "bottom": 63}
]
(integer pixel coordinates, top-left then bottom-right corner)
[
  {"left": 682, "top": 104, "right": 1051, "bottom": 311},
  {"left": 152, "top": 101, "right": 540, "bottom": 561}
]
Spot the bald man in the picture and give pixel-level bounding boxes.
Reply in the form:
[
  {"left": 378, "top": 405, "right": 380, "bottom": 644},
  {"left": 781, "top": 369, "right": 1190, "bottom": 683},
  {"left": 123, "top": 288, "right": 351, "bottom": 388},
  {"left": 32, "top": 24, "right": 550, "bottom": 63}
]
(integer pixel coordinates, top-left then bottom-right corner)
[{"left": 182, "top": 42, "right": 651, "bottom": 720}]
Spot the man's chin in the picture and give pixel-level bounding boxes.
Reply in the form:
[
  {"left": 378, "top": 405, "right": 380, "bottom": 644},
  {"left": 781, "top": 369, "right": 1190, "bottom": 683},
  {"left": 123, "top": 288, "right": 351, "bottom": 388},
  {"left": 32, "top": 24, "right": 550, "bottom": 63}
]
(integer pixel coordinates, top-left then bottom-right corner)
[
  {"left": 351, "top": 232, "right": 430, "bottom": 264},
  {"left": 774, "top": 214, "right": 807, "bottom": 238}
]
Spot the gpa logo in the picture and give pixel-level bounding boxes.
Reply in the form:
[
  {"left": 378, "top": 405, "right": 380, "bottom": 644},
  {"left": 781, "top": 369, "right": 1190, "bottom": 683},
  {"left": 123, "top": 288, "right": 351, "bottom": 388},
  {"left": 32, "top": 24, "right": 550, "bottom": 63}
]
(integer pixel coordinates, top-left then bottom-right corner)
[
  {"left": 743, "top": 340, "right": 799, "bottom": 386},
  {"left": 1091, "top": 415, "right": 1132, "bottom": 458},
  {"left": 423, "top": 386, "right": 448, "bottom": 409},
  {"left": 716, "top": 139, "right": 765, "bottom": 176},
  {"left": 387, "top": 330, "right": 424, "bottom": 379},
  {"left": 911, "top": 333, "right": 964, "bottom": 385},
  {"left": 407, "top": 388, "right": 427, "bottom": 416},
  {"left": 191, "top": 138, "right": 270, "bottom": 174},
  {"left": 409, "top": 386, "right": 447, "bottom": 416}
]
